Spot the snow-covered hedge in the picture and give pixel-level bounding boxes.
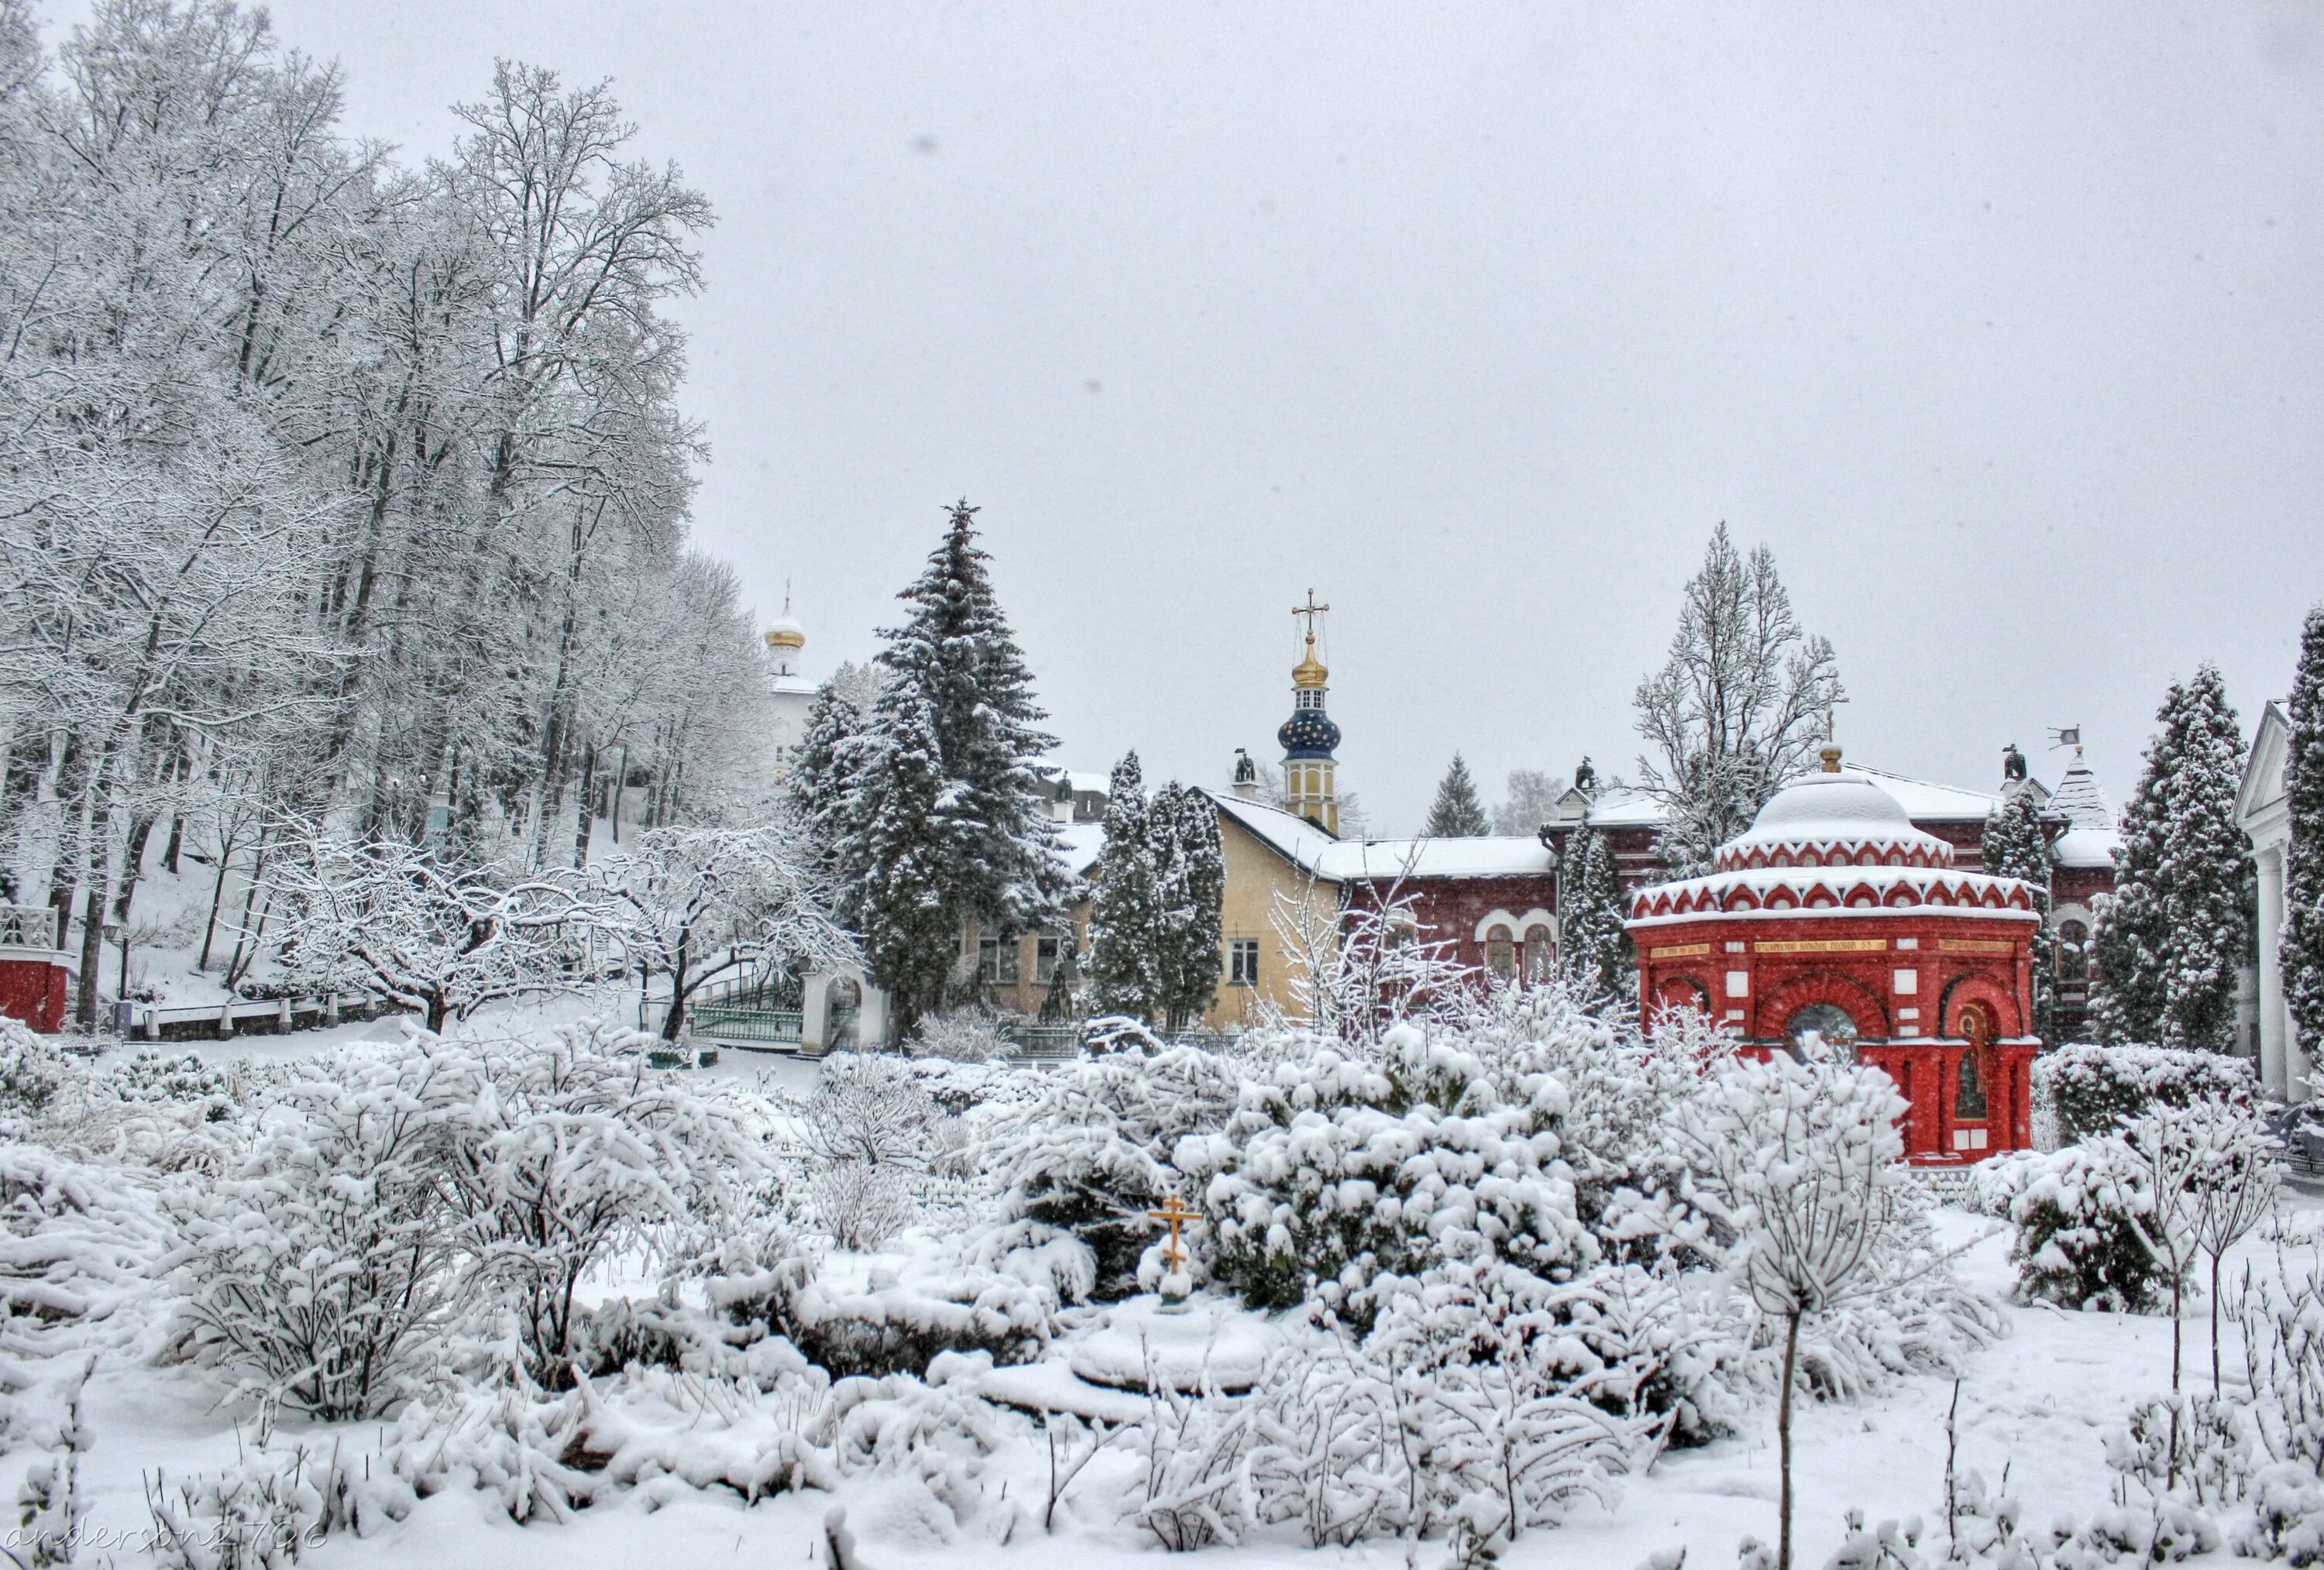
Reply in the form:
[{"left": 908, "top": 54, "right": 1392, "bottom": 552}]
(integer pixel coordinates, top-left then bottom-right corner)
[
  {"left": 1988, "top": 1142, "right": 2171, "bottom": 1312},
  {"left": 2034, "top": 1042, "right": 2254, "bottom": 1149}
]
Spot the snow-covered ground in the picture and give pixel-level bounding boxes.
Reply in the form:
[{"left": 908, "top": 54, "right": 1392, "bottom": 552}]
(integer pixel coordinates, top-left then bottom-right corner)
[{"left": 24, "top": 1145, "right": 2307, "bottom": 1569}]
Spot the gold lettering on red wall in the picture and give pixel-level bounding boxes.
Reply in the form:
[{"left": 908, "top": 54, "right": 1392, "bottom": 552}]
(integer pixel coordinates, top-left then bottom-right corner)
[
  {"left": 1753, "top": 939, "right": 1888, "bottom": 955},
  {"left": 1938, "top": 940, "right": 2015, "bottom": 955},
  {"left": 1649, "top": 943, "right": 1713, "bottom": 959}
]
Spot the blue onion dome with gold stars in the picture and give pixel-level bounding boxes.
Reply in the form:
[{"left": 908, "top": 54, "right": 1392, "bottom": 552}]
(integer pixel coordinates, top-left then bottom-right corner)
[
  {"left": 1279, "top": 706, "right": 1340, "bottom": 759},
  {"left": 1277, "top": 634, "right": 1340, "bottom": 758}
]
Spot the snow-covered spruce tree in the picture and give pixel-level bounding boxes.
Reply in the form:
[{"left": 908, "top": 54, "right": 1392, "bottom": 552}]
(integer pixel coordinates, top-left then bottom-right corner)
[
  {"left": 1152, "top": 782, "right": 1225, "bottom": 1032},
  {"left": 1559, "top": 819, "right": 1635, "bottom": 1008},
  {"left": 1424, "top": 754, "right": 1491, "bottom": 837},
  {"left": 854, "top": 685, "right": 963, "bottom": 1039},
  {"left": 1982, "top": 788, "right": 2057, "bottom": 1041},
  {"left": 2089, "top": 665, "right": 2253, "bottom": 1052},
  {"left": 2285, "top": 605, "right": 2324, "bottom": 1053},
  {"left": 787, "top": 682, "right": 872, "bottom": 923},
  {"left": 844, "top": 502, "right": 1065, "bottom": 1037},
  {"left": 1633, "top": 524, "right": 1844, "bottom": 877},
  {"left": 1088, "top": 752, "right": 1164, "bottom": 1022}
]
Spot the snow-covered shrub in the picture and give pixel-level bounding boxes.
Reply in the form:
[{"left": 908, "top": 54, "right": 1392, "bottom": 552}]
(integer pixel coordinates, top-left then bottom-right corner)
[
  {"left": 813, "top": 1159, "right": 918, "bottom": 1251},
  {"left": 1178, "top": 1025, "right": 1590, "bottom": 1321},
  {"left": 2243, "top": 1465, "right": 2324, "bottom": 1566},
  {"left": 765, "top": 1251, "right": 1057, "bottom": 1378},
  {"left": 983, "top": 1045, "right": 1237, "bottom": 1300},
  {"left": 1243, "top": 1343, "right": 1408, "bottom": 1548},
  {"left": 1787, "top": 1194, "right": 2001, "bottom": 1403},
  {"left": 1132, "top": 1379, "right": 1253, "bottom": 1551},
  {"left": 2006, "top": 1141, "right": 2171, "bottom": 1312},
  {"left": 144, "top": 1436, "right": 413, "bottom": 1570},
  {"left": 164, "top": 1047, "right": 471, "bottom": 1418},
  {"left": 0, "top": 1145, "right": 170, "bottom": 1387},
  {"left": 2034, "top": 1043, "right": 2254, "bottom": 1149},
  {"left": 1363, "top": 1257, "right": 1669, "bottom": 1540},
  {"left": 442, "top": 1020, "right": 762, "bottom": 1389},
  {"left": 0, "top": 1020, "right": 77, "bottom": 1127},
  {"left": 106, "top": 1051, "right": 235, "bottom": 1121},
  {"left": 2105, "top": 1393, "right": 2251, "bottom": 1511},
  {"left": 2240, "top": 1246, "right": 2324, "bottom": 1475},
  {"left": 387, "top": 1384, "right": 599, "bottom": 1522},
  {"left": 906, "top": 1007, "right": 1009, "bottom": 1063}
]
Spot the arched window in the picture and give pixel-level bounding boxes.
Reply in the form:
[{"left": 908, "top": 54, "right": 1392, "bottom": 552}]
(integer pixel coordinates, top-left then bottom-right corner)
[
  {"left": 1955, "top": 1003, "right": 1992, "bottom": 1121},
  {"left": 1522, "top": 924, "right": 1555, "bottom": 983},
  {"left": 1485, "top": 924, "right": 1516, "bottom": 980},
  {"left": 1787, "top": 1003, "right": 1858, "bottom": 1061},
  {"left": 2056, "top": 919, "right": 2090, "bottom": 980}
]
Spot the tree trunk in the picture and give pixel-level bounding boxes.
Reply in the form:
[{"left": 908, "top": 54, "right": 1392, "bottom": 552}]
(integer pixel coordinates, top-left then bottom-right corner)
[
  {"left": 74, "top": 882, "right": 105, "bottom": 1029},
  {"left": 1779, "top": 1307, "right": 1802, "bottom": 1570},
  {"left": 662, "top": 932, "right": 689, "bottom": 1041},
  {"left": 571, "top": 739, "right": 598, "bottom": 868},
  {"left": 2211, "top": 1253, "right": 2224, "bottom": 1395}
]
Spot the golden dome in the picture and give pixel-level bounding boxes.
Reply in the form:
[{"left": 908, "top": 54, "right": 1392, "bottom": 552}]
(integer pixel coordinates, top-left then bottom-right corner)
[
  {"left": 764, "top": 622, "right": 806, "bottom": 651},
  {"left": 1291, "top": 634, "right": 1329, "bottom": 689}
]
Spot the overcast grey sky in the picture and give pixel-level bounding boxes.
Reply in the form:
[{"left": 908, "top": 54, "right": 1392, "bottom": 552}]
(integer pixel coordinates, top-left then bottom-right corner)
[{"left": 80, "top": 1, "right": 2324, "bottom": 830}]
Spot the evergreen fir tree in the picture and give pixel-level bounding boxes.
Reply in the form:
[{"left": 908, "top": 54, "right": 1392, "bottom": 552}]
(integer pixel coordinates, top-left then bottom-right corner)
[
  {"left": 1982, "top": 788, "right": 2058, "bottom": 1042},
  {"left": 788, "top": 683, "right": 870, "bottom": 923},
  {"left": 1559, "top": 819, "right": 1635, "bottom": 1006},
  {"left": 1424, "top": 753, "right": 1490, "bottom": 837},
  {"left": 854, "top": 685, "right": 960, "bottom": 1037},
  {"left": 1153, "top": 782, "right": 1225, "bottom": 1032},
  {"left": 2089, "top": 665, "right": 2254, "bottom": 1052},
  {"left": 841, "top": 500, "right": 1066, "bottom": 1035},
  {"left": 1089, "top": 751, "right": 1164, "bottom": 1021},
  {"left": 2284, "top": 605, "right": 2324, "bottom": 1050}
]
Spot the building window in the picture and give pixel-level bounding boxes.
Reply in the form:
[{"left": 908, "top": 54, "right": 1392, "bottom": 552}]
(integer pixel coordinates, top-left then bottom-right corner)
[
  {"left": 1522, "top": 924, "right": 1554, "bottom": 982},
  {"left": 1296, "top": 689, "right": 1324, "bottom": 710},
  {"left": 1036, "top": 934, "right": 1062, "bottom": 984},
  {"left": 1787, "top": 1003, "right": 1858, "bottom": 1060},
  {"left": 1229, "top": 939, "right": 1260, "bottom": 986},
  {"left": 1485, "top": 924, "right": 1516, "bottom": 980},
  {"left": 978, "top": 934, "right": 1019, "bottom": 985},
  {"left": 2056, "top": 919, "right": 2090, "bottom": 979}
]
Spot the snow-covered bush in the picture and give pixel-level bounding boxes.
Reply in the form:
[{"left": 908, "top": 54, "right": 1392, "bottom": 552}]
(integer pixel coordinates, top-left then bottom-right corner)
[
  {"left": 2105, "top": 1393, "right": 2252, "bottom": 1512},
  {"left": 1177, "top": 1025, "right": 1590, "bottom": 1321},
  {"left": 1132, "top": 1379, "right": 1253, "bottom": 1551},
  {"left": 1243, "top": 1343, "right": 1408, "bottom": 1547},
  {"left": 763, "top": 1251, "right": 1057, "bottom": 1378},
  {"left": 106, "top": 1051, "right": 235, "bottom": 1122},
  {"left": 144, "top": 1435, "right": 413, "bottom": 1570},
  {"left": 905, "top": 1007, "right": 1009, "bottom": 1063},
  {"left": 813, "top": 1159, "right": 919, "bottom": 1252},
  {"left": 2004, "top": 1142, "right": 2171, "bottom": 1312},
  {"left": 0, "top": 1145, "right": 170, "bottom": 1393},
  {"left": 442, "top": 1021, "right": 762, "bottom": 1389},
  {"left": 165, "top": 1048, "right": 471, "bottom": 1418},
  {"left": 2034, "top": 1043, "right": 2254, "bottom": 1149},
  {"left": 0, "top": 1020, "right": 77, "bottom": 1127},
  {"left": 983, "top": 1045, "right": 1237, "bottom": 1300},
  {"left": 1363, "top": 1258, "right": 1670, "bottom": 1540},
  {"left": 2240, "top": 1246, "right": 2324, "bottom": 1476}
]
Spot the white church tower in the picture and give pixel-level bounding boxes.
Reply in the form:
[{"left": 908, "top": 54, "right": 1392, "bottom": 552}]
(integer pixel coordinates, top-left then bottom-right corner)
[{"left": 765, "top": 593, "right": 814, "bottom": 778}]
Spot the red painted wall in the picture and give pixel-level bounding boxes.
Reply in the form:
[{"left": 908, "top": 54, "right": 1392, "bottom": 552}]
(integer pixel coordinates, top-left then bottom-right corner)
[{"left": 0, "top": 957, "right": 67, "bottom": 1033}]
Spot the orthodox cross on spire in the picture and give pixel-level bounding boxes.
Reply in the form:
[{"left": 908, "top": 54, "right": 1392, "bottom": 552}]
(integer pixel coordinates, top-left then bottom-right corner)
[{"left": 1291, "top": 588, "right": 1331, "bottom": 645}]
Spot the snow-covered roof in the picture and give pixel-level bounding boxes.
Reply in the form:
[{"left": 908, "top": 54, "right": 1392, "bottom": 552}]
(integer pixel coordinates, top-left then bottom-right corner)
[
  {"left": 1050, "top": 820, "right": 1105, "bottom": 875},
  {"left": 1717, "top": 772, "right": 1957, "bottom": 873},
  {"left": 2047, "top": 762, "right": 2116, "bottom": 833},
  {"left": 1631, "top": 865, "right": 2042, "bottom": 924},
  {"left": 1315, "top": 835, "right": 1551, "bottom": 882},
  {"left": 1203, "top": 791, "right": 1549, "bottom": 883},
  {"left": 1558, "top": 764, "right": 2006, "bottom": 833},
  {"left": 2051, "top": 826, "right": 2122, "bottom": 871},
  {"left": 1208, "top": 791, "right": 1341, "bottom": 874}
]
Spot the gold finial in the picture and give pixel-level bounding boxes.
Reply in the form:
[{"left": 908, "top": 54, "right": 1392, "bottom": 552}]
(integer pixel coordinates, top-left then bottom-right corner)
[
  {"left": 1820, "top": 744, "right": 1843, "bottom": 774},
  {"left": 1291, "top": 589, "right": 1331, "bottom": 689}
]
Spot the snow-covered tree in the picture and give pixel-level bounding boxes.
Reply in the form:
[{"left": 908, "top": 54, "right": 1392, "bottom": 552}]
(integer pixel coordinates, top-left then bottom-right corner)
[
  {"left": 853, "top": 683, "right": 961, "bottom": 1039},
  {"left": 1423, "top": 754, "right": 1490, "bottom": 838},
  {"left": 1491, "top": 768, "right": 1569, "bottom": 837},
  {"left": 788, "top": 683, "right": 871, "bottom": 922},
  {"left": 1559, "top": 819, "right": 1634, "bottom": 1007},
  {"left": 2089, "top": 665, "right": 2253, "bottom": 1052},
  {"left": 841, "top": 502, "right": 1064, "bottom": 1037},
  {"left": 1666, "top": 1053, "right": 1907, "bottom": 1570},
  {"left": 1633, "top": 524, "right": 1844, "bottom": 876},
  {"left": 585, "top": 821, "right": 857, "bottom": 1040},
  {"left": 2284, "top": 605, "right": 2324, "bottom": 1052},
  {"left": 1152, "top": 782, "right": 1225, "bottom": 1032},
  {"left": 1088, "top": 752, "right": 1163, "bottom": 1022},
  {"left": 1982, "top": 788, "right": 2057, "bottom": 1041},
  {"left": 263, "top": 833, "right": 580, "bottom": 1032}
]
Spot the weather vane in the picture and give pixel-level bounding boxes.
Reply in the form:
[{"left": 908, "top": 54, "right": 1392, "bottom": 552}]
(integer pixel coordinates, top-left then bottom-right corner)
[{"left": 2047, "top": 725, "right": 2082, "bottom": 757}]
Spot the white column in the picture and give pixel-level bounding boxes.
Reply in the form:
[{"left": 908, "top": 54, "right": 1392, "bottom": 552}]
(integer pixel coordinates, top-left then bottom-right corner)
[{"left": 2257, "top": 845, "right": 2289, "bottom": 1100}]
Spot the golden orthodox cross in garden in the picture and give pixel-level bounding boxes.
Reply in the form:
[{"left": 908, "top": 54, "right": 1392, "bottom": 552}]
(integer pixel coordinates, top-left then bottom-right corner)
[{"left": 1145, "top": 1192, "right": 1199, "bottom": 1276}]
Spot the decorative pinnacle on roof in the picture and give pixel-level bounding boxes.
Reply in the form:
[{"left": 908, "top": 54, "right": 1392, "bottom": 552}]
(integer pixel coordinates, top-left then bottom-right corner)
[
  {"left": 1291, "top": 589, "right": 1330, "bottom": 689},
  {"left": 764, "top": 582, "right": 805, "bottom": 651}
]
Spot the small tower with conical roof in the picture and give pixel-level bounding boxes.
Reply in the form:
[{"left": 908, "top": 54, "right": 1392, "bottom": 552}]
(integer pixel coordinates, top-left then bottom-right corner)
[{"left": 1278, "top": 590, "right": 1341, "bottom": 836}]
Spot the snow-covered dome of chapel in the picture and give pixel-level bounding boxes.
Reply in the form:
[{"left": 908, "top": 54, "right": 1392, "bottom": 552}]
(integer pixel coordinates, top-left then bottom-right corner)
[{"left": 1717, "top": 752, "right": 1955, "bottom": 873}]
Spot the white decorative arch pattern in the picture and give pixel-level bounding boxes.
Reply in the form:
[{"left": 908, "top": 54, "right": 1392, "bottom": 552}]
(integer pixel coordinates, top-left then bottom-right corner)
[{"left": 1474, "top": 907, "right": 1556, "bottom": 942}]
